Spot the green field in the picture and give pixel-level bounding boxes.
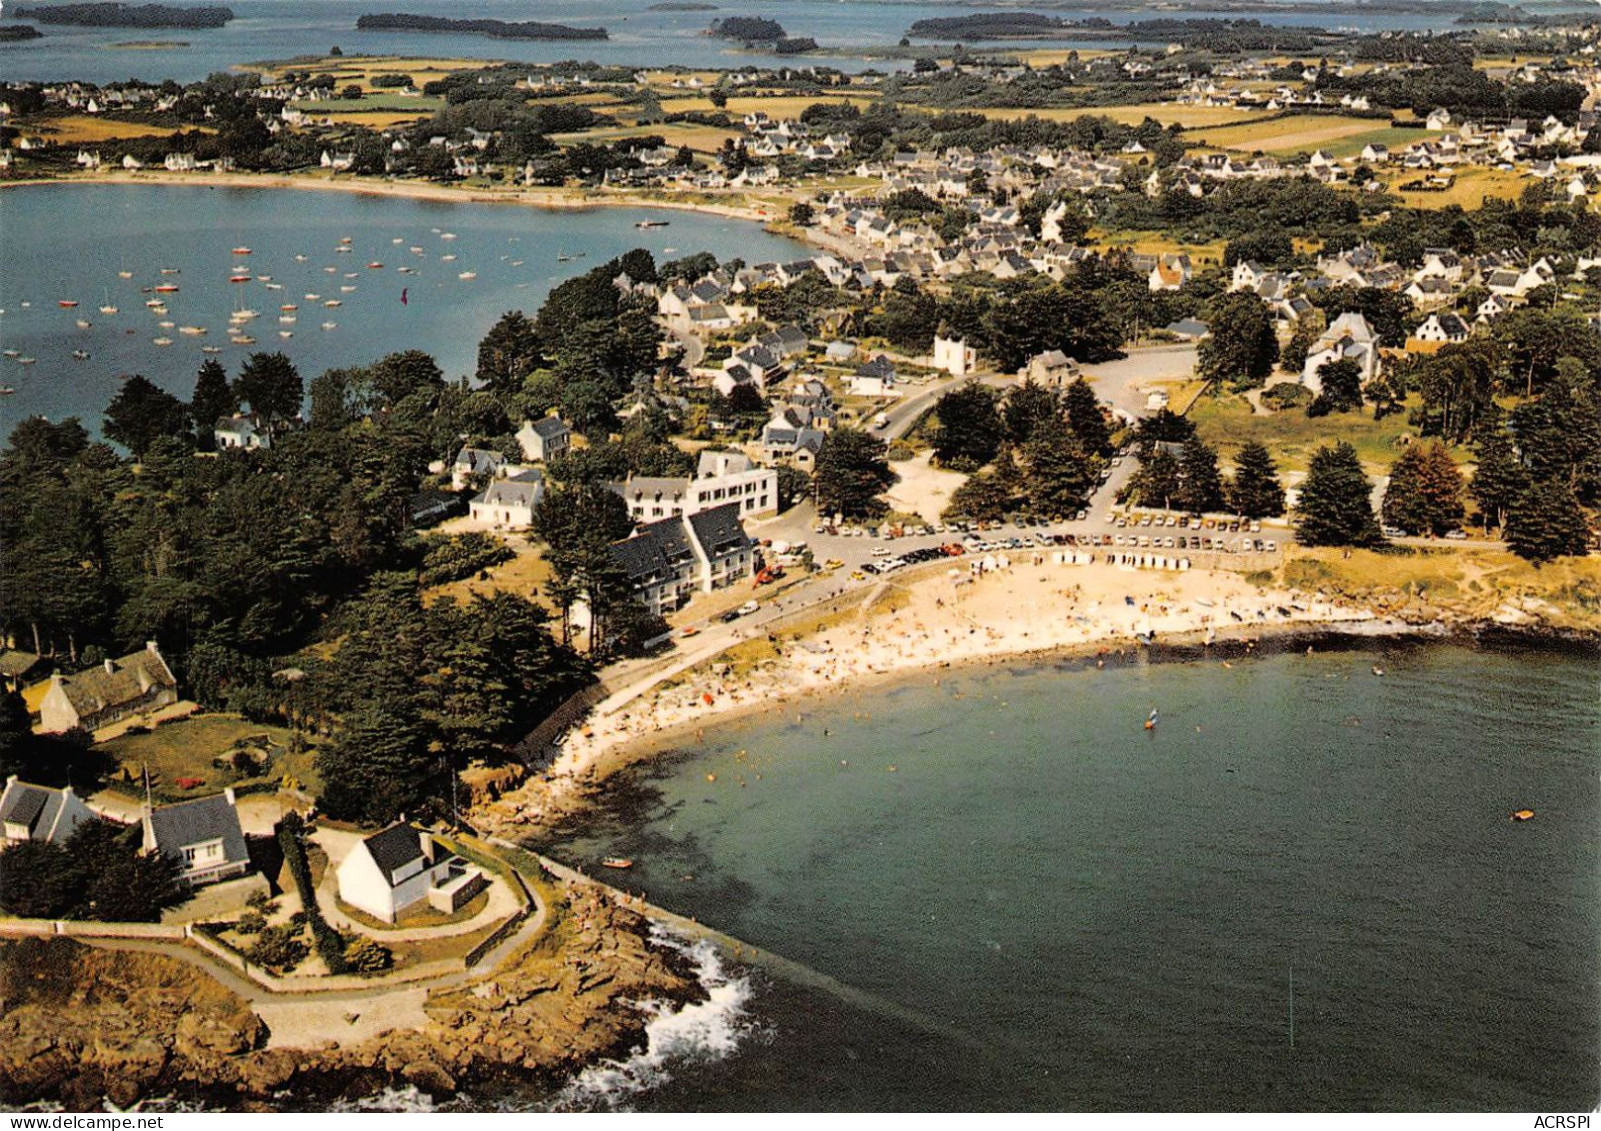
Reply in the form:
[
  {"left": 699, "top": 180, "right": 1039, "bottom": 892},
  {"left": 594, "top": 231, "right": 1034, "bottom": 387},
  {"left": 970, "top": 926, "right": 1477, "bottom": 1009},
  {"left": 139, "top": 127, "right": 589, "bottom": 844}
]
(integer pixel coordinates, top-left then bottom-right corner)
[
  {"left": 96, "top": 714, "right": 314, "bottom": 802},
  {"left": 1189, "top": 391, "right": 1467, "bottom": 477}
]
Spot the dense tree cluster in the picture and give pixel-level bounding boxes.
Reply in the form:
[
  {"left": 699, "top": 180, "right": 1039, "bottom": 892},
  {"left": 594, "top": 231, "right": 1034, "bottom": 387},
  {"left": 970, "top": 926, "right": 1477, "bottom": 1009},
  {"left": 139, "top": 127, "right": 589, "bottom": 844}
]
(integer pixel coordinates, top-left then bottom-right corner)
[{"left": 0, "top": 820, "right": 185, "bottom": 922}]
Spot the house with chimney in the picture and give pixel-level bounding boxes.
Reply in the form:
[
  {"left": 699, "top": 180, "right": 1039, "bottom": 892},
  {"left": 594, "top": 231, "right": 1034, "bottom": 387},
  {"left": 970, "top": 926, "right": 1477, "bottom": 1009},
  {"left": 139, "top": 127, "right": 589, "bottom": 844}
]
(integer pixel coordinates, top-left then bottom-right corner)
[
  {"left": 604, "top": 502, "right": 755, "bottom": 616},
  {"left": 1, "top": 777, "right": 94, "bottom": 849},
  {"left": 38, "top": 642, "right": 178, "bottom": 735},
  {"left": 336, "top": 821, "right": 486, "bottom": 923},
  {"left": 142, "top": 789, "right": 250, "bottom": 886}
]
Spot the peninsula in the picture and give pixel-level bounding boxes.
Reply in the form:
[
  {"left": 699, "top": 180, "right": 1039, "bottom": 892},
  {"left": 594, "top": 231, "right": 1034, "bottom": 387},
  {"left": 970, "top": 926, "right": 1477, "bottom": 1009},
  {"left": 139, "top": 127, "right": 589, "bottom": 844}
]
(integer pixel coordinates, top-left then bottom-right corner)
[{"left": 354, "top": 14, "right": 608, "bottom": 41}]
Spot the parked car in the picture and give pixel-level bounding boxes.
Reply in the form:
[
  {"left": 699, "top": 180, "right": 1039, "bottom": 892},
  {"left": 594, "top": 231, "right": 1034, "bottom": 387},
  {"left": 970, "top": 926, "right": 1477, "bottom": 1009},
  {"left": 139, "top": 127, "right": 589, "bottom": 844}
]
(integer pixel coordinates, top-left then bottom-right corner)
[{"left": 738, "top": 600, "right": 760, "bottom": 615}]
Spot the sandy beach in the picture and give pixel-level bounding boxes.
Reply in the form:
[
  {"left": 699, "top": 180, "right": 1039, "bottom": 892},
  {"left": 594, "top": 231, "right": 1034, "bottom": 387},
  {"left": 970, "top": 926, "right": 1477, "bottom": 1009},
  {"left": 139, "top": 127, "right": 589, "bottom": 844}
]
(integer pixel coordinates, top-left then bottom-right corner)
[
  {"left": 4, "top": 168, "right": 787, "bottom": 223},
  {"left": 478, "top": 559, "right": 1414, "bottom": 839}
]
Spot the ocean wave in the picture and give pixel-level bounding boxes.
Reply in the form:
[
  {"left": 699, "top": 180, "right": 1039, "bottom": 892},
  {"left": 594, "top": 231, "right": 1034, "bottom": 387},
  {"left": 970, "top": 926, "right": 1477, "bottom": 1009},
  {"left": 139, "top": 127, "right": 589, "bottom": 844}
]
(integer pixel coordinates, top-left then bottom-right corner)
[
  {"left": 545, "top": 925, "right": 757, "bottom": 1112},
  {"left": 327, "top": 1084, "right": 441, "bottom": 1113}
]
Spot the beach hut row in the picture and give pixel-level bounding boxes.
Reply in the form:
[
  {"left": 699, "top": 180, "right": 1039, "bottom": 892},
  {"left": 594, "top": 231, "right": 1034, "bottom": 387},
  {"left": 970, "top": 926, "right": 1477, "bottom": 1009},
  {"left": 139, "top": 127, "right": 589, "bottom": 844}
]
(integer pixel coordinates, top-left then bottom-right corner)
[{"left": 1051, "top": 550, "right": 1191, "bottom": 572}]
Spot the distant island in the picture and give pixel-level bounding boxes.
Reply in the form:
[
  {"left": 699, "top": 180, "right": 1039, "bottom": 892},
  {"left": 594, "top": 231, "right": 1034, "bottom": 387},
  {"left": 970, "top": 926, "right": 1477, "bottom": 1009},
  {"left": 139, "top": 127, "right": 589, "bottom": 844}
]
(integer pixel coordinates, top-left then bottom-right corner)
[
  {"left": 354, "top": 14, "right": 608, "bottom": 40},
  {"left": 12, "top": 3, "right": 233, "bottom": 29},
  {"left": 0, "top": 25, "right": 45, "bottom": 40},
  {"left": 906, "top": 13, "right": 1336, "bottom": 50},
  {"left": 649, "top": 2, "right": 718, "bottom": 10},
  {"left": 707, "top": 16, "right": 784, "bottom": 42}
]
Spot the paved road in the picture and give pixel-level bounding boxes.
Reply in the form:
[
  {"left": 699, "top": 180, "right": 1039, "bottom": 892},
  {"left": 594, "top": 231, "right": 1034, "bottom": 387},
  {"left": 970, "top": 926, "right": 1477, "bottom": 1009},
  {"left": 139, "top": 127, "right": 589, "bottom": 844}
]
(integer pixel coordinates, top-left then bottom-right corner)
[{"left": 1079, "top": 344, "right": 1199, "bottom": 423}]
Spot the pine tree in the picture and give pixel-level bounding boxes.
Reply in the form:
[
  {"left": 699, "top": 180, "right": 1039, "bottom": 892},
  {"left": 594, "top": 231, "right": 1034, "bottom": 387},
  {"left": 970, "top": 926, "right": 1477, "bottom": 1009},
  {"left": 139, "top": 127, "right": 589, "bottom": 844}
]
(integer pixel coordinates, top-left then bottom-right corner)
[
  {"left": 190, "top": 358, "right": 237, "bottom": 451},
  {"left": 1002, "top": 380, "right": 1059, "bottom": 445},
  {"left": 316, "top": 702, "right": 437, "bottom": 825},
  {"left": 1063, "top": 376, "right": 1112, "bottom": 458},
  {"left": 1024, "top": 429, "right": 1093, "bottom": 518},
  {"left": 1381, "top": 441, "right": 1464, "bottom": 536},
  {"left": 813, "top": 429, "right": 895, "bottom": 520},
  {"left": 1132, "top": 446, "right": 1181, "bottom": 510},
  {"left": 1504, "top": 479, "right": 1593, "bottom": 563},
  {"left": 1470, "top": 417, "right": 1527, "bottom": 532},
  {"left": 1176, "top": 436, "right": 1226, "bottom": 515},
  {"left": 1296, "top": 441, "right": 1383, "bottom": 546},
  {"left": 1228, "top": 441, "right": 1286, "bottom": 518}
]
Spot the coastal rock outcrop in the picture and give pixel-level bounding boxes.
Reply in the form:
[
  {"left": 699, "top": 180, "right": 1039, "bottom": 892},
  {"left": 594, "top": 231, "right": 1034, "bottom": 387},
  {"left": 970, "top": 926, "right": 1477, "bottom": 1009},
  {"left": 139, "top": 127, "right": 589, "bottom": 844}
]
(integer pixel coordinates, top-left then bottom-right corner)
[{"left": 0, "top": 881, "right": 704, "bottom": 1110}]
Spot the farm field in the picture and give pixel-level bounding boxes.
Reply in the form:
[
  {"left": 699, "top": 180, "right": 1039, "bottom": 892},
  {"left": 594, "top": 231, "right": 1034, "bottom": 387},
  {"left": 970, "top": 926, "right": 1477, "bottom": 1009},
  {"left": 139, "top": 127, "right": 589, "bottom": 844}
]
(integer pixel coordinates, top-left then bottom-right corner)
[
  {"left": 40, "top": 116, "right": 211, "bottom": 143},
  {"left": 1382, "top": 165, "right": 1529, "bottom": 209},
  {"left": 1189, "top": 113, "right": 1386, "bottom": 154},
  {"left": 317, "top": 110, "right": 437, "bottom": 129},
  {"left": 552, "top": 122, "right": 741, "bottom": 150},
  {"left": 289, "top": 93, "right": 445, "bottom": 113},
  {"left": 973, "top": 102, "right": 1271, "bottom": 129},
  {"left": 658, "top": 93, "right": 878, "bottom": 119}
]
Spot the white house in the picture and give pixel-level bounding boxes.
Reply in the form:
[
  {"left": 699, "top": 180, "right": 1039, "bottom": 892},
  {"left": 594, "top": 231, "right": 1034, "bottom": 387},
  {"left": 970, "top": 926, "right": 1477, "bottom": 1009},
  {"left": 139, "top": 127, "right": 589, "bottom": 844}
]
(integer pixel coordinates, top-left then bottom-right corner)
[
  {"left": 142, "top": 789, "right": 250, "bottom": 886},
  {"left": 1411, "top": 312, "right": 1470, "bottom": 345},
  {"left": 1303, "top": 311, "right": 1380, "bottom": 393},
  {"left": 468, "top": 470, "right": 545, "bottom": 529},
  {"left": 515, "top": 416, "right": 572, "bottom": 463},
  {"left": 39, "top": 642, "right": 178, "bottom": 735},
  {"left": 0, "top": 777, "right": 94, "bottom": 849},
  {"left": 336, "top": 822, "right": 486, "bottom": 924},
  {"left": 931, "top": 335, "right": 976, "bottom": 378},
  {"left": 611, "top": 451, "right": 777, "bottom": 523},
  {"left": 215, "top": 413, "right": 270, "bottom": 451}
]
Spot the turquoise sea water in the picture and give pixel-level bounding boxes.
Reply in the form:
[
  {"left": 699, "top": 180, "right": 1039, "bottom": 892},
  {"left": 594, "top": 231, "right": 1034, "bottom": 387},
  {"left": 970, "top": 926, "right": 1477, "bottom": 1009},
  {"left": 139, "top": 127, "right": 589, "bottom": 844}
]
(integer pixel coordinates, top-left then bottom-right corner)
[
  {"left": 544, "top": 639, "right": 1601, "bottom": 1111},
  {"left": 0, "top": 184, "right": 805, "bottom": 432},
  {"left": 1, "top": 1, "right": 1475, "bottom": 85}
]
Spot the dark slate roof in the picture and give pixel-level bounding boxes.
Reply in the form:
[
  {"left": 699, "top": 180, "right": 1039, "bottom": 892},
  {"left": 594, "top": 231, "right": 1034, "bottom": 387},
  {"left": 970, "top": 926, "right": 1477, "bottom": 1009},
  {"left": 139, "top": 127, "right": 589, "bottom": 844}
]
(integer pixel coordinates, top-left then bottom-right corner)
[
  {"left": 1, "top": 782, "right": 49, "bottom": 829},
  {"left": 529, "top": 416, "right": 570, "bottom": 440},
  {"left": 362, "top": 821, "right": 428, "bottom": 884},
  {"left": 146, "top": 793, "right": 248, "bottom": 865},
  {"left": 608, "top": 513, "right": 696, "bottom": 586},
  {"left": 856, "top": 354, "right": 896, "bottom": 379},
  {"left": 687, "top": 502, "right": 751, "bottom": 560}
]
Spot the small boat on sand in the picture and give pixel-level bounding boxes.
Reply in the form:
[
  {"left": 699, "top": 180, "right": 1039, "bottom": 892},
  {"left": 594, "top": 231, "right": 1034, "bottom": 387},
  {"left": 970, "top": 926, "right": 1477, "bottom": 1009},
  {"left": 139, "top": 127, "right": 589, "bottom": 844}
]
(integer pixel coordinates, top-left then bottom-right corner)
[
  {"left": 601, "top": 858, "right": 634, "bottom": 870},
  {"left": 1511, "top": 809, "right": 1535, "bottom": 822}
]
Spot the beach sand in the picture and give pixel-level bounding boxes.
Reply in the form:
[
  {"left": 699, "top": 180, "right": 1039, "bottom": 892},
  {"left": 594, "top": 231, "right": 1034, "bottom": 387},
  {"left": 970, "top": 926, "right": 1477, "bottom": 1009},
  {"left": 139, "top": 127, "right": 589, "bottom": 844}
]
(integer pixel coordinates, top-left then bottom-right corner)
[{"left": 479, "top": 559, "right": 1406, "bottom": 840}]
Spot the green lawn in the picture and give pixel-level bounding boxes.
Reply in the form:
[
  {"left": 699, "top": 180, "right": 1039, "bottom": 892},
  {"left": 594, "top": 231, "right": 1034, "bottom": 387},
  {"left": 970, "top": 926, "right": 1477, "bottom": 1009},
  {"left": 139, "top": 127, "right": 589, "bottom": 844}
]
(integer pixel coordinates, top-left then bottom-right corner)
[
  {"left": 1316, "top": 126, "right": 1439, "bottom": 160},
  {"left": 96, "top": 713, "right": 314, "bottom": 802},
  {"left": 1188, "top": 391, "right": 1466, "bottom": 477},
  {"left": 291, "top": 94, "right": 444, "bottom": 113}
]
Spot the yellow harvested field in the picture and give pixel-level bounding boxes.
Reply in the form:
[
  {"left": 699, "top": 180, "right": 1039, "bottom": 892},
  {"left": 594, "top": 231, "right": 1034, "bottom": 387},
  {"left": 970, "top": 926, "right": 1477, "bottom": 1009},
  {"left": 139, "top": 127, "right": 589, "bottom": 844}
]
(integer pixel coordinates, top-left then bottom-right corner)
[
  {"left": 1383, "top": 166, "right": 1528, "bottom": 209},
  {"left": 660, "top": 93, "right": 877, "bottom": 119},
  {"left": 1011, "top": 48, "right": 1123, "bottom": 66},
  {"left": 974, "top": 103, "right": 1269, "bottom": 129},
  {"left": 1190, "top": 114, "right": 1381, "bottom": 154},
  {"left": 42, "top": 116, "right": 208, "bottom": 142},
  {"left": 317, "top": 110, "right": 434, "bottom": 129},
  {"left": 262, "top": 56, "right": 497, "bottom": 86},
  {"left": 1092, "top": 229, "right": 1225, "bottom": 263},
  {"left": 553, "top": 123, "right": 741, "bottom": 151}
]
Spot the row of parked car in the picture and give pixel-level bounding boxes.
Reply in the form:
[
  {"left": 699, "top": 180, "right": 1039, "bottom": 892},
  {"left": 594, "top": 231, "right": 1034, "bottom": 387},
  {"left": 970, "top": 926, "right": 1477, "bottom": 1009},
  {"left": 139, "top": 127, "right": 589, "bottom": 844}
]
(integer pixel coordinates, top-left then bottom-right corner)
[{"left": 861, "top": 544, "right": 966, "bottom": 575}]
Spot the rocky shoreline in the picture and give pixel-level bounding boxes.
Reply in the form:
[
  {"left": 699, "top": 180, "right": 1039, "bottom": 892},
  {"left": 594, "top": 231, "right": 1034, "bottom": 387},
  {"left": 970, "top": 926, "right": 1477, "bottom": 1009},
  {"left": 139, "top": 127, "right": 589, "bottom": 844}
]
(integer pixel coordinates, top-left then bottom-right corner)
[{"left": 0, "top": 882, "right": 707, "bottom": 1111}]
